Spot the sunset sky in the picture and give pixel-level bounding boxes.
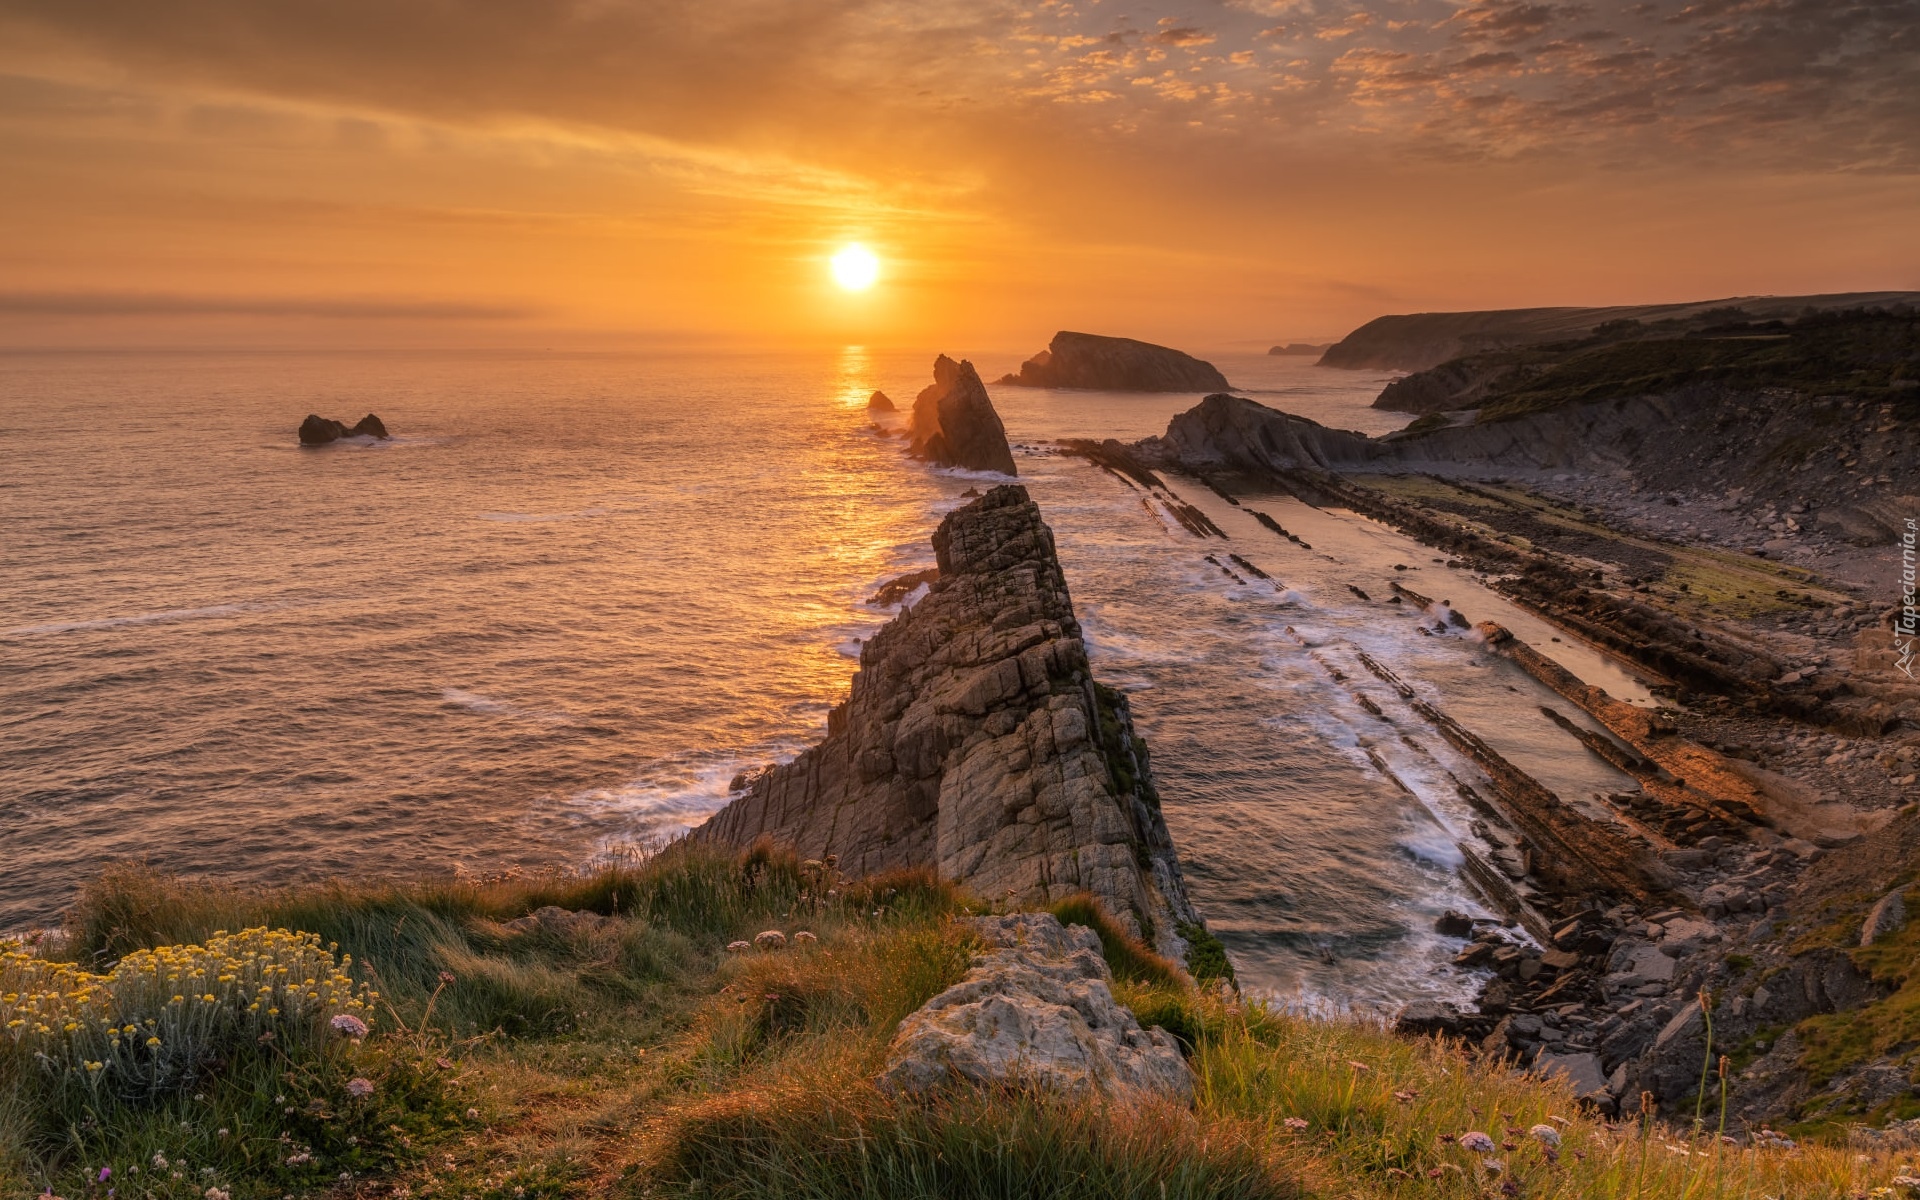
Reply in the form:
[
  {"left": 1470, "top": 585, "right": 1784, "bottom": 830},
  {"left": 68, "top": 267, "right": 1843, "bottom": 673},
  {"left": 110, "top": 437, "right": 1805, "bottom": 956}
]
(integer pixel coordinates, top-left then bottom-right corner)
[{"left": 1, "top": 0, "right": 1915, "bottom": 349}]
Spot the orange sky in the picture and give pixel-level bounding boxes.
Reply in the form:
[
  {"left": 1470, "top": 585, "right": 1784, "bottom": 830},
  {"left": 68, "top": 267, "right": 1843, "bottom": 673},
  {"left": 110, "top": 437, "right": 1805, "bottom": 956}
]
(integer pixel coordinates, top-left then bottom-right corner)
[{"left": 1, "top": 0, "right": 1915, "bottom": 350}]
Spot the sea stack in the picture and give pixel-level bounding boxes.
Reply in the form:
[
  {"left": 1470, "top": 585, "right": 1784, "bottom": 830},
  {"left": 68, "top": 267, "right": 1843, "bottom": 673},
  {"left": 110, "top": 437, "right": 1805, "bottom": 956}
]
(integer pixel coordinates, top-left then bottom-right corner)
[
  {"left": 868, "top": 390, "right": 896, "bottom": 412},
  {"left": 299, "top": 413, "right": 390, "bottom": 445},
  {"left": 909, "top": 355, "right": 1017, "bottom": 475},
  {"left": 694, "top": 484, "right": 1203, "bottom": 956},
  {"left": 998, "top": 331, "right": 1229, "bottom": 392}
]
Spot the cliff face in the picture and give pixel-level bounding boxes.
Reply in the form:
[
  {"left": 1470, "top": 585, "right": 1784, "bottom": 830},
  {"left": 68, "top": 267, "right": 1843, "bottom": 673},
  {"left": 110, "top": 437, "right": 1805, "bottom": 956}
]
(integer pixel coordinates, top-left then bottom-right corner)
[
  {"left": 910, "top": 355, "right": 1017, "bottom": 475},
  {"left": 1319, "top": 292, "right": 1920, "bottom": 373},
  {"left": 694, "top": 485, "right": 1200, "bottom": 954},
  {"left": 999, "top": 331, "right": 1230, "bottom": 393}
]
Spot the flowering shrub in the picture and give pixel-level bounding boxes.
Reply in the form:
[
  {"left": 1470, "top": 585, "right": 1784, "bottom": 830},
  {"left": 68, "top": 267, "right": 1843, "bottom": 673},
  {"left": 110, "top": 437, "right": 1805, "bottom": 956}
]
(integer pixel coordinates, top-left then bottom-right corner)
[{"left": 1, "top": 927, "right": 374, "bottom": 1101}]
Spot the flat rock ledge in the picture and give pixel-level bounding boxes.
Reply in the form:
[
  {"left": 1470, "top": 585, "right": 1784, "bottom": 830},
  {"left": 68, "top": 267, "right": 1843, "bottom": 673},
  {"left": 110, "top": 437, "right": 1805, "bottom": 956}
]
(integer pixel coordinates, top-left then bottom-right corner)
[{"left": 876, "top": 913, "right": 1193, "bottom": 1103}]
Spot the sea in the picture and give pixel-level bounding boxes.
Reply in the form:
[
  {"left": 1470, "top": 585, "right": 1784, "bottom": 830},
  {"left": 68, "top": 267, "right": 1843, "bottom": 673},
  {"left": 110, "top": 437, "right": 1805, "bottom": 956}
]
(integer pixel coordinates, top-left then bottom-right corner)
[{"left": 0, "top": 347, "right": 1647, "bottom": 1012}]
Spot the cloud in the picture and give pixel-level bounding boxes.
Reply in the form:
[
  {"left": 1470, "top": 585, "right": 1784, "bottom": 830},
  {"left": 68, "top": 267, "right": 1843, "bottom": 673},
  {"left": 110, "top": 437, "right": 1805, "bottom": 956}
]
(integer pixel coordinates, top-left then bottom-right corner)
[
  {"left": 1147, "top": 24, "right": 1217, "bottom": 47},
  {"left": 0, "top": 292, "right": 537, "bottom": 319}
]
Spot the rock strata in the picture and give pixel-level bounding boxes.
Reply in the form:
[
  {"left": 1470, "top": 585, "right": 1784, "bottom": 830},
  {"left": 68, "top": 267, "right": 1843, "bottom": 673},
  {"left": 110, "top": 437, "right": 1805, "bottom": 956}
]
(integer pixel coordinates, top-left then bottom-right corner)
[
  {"left": 877, "top": 913, "right": 1194, "bottom": 1102},
  {"left": 999, "top": 331, "right": 1229, "bottom": 393},
  {"left": 694, "top": 484, "right": 1202, "bottom": 955},
  {"left": 910, "top": 356, "right": 1017, "bottom": 475},
  {"left": 299, "top": 413, "right": 389, "bottom": 445}
]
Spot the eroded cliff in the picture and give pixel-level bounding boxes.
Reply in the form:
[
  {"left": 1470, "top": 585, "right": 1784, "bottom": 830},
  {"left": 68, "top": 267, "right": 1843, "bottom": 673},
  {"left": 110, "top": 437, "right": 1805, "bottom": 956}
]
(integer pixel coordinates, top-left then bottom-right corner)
[{"left": 694, "top": 484, "right": 1203, "bottom": 958}]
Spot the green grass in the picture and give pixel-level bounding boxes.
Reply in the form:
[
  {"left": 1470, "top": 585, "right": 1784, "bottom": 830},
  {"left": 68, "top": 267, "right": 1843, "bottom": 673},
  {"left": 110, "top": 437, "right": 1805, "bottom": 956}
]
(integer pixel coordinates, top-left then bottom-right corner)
[{"left": 9, "top": 850, "right": 1920, "bottom": 1198}]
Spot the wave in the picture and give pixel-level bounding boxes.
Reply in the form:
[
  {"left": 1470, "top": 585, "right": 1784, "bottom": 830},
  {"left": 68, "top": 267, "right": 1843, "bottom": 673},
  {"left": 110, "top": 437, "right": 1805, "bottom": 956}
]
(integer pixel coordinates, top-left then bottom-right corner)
[
  {"left": 566, "top": 744, "right": 808, "bottom": 847},
  {"left": 439, "top": 688, "right": 572, "bottom": 725},
  {"left": 2, "top": 602, "right": 261, "bottom": 638},
  {"left": 477, "top": 507, "right": 610, "bottom": 523}
]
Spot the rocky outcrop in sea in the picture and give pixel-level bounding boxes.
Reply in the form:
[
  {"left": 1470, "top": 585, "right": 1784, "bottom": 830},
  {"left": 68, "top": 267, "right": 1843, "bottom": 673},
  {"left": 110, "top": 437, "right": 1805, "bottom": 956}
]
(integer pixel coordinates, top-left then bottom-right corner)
[
  {"left": 299, "top": 413, "right": 390, "bottom": 445},
  {"left": 909, "top": 355, "right": 1017, "bottom": 475},
  {"left": 998, "top": 331, "right": 1230, "bottom": 393},
  {"left": 694, "top": 484, "right": 1204, "bottom": 958}
]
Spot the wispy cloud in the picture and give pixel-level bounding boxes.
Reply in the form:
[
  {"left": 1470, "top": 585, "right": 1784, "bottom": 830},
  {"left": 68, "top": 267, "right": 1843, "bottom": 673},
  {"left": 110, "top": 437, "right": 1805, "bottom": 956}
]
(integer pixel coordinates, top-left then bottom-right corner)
[{"left": 0, "top": 292, "right": 537, "bottom": 319}]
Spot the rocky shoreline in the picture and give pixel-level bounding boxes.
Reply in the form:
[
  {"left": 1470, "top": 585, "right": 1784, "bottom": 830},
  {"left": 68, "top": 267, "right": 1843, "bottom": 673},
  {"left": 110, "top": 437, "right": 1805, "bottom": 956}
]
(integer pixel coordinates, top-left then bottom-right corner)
[{"left": 1124, "top": 381, "right": 1919, "bottom": 1129}]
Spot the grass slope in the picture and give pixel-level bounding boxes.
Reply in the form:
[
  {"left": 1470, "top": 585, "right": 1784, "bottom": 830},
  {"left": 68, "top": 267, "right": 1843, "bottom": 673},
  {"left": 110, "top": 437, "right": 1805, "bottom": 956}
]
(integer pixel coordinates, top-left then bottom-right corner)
[{"left": 6, "top": 847, "right": 1917, "bottom": 1199}]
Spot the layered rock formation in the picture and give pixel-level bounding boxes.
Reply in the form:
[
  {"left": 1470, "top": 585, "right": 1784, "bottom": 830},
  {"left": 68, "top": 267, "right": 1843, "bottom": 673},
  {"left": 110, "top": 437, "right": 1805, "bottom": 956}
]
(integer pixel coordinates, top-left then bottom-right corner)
[
  {"left": 1318, "top": 292, "right": 1920, "bottom": 372},
  {"left": 910, "top": 356, "right": 1017, "bottom": 475},
  {"left": 299, "top": 413, "right": 390, "bottom": 445},
  {"left": 694, "top": 484, "right": 1201, "bottom": 955},
  {"left": 878, "top": 913, "right": 1193, "bottom": 1102},
  {"left": 998, "top": 331, "right": 1230, "bottom": 393}
]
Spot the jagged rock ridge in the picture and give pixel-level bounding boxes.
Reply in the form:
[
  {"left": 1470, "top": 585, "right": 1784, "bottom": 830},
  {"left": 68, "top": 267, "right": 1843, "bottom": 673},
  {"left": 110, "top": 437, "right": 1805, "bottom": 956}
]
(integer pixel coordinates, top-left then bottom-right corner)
[
  {"left": 999, "top": 331, "right": 1230, "bottom": 393},
  {"left": 910, "top": 356, "right": 1017, "bottom": 475},
  {"left": 694, "top": 484, "right": 1201, "bottom": 955}
]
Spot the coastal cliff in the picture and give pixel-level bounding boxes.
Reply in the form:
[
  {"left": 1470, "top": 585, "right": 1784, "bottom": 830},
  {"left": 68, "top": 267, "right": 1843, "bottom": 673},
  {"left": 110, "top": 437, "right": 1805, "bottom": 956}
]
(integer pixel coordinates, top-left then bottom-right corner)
[
  {"left": 998, "top": 331, "right": 1230, "bottom": 393},
  {"left": 910, "top": 355, "right": 1017, "bottom": 475},
  {"left": 1319, "top": 292, "right": 1920, "bottom": 372},
  {"left": 694, "top": 484, "right": 1203, "bottom": 957}
]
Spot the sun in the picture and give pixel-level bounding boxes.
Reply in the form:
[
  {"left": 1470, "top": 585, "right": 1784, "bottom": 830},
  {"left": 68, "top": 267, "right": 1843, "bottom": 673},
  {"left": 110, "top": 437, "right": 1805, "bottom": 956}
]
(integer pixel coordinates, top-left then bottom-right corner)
[{"left": 830, "top": 243, "right": 880, "bottom": 291}]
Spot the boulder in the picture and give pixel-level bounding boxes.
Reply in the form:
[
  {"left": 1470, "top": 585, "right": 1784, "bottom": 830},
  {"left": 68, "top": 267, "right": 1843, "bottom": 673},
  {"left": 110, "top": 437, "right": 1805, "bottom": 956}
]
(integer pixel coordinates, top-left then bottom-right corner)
[
  {"left": 909, "top": 356, "right": 1017, "bottom": 475},
  {"left": 299, "top": 413, "right": 390, "bottom": 445},
  {"left": 998, "top": 332, "right": 1230, "bottom": 393},
  {"left": 1435, "top": 909, "right": 1475, "bottom": 937},
  {"left": 503, "top": 906, "right": 605, "bottom": 935},
  {"left": 1393, "top": 999, "right": 1463, "bottom": 1037},
  {"left": 1532, "top": 1051, "right": 1612, "bottom": 1106},
  {"left": 868, "top": 390, "right": 896, "bottom": 412},
  {"left": 876, "top": 914, "right": 1194, "bottom": 1102},
  {"left": 1863, "top": 889, "right": 1908, "bottom": 946}
]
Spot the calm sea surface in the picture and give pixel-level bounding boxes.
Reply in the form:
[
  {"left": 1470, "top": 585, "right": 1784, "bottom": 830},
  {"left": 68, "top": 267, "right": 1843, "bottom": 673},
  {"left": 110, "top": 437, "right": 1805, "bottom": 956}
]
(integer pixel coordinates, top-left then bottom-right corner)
[{"left": 1, "top": 348, "right": 1641, "bottom": 1011}]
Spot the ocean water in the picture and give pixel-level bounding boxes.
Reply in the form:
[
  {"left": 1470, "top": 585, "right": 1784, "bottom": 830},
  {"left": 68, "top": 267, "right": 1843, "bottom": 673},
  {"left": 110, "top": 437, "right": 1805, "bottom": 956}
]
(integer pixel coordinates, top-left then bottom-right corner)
[{"left": 1, "top": 347, "right": 1639, "bottom": 1011}]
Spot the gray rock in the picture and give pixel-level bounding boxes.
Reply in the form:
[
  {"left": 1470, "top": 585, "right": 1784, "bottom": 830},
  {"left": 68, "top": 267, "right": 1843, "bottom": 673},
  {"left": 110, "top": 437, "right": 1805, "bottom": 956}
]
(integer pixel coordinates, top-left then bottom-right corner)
[
  {"left": 1393, "top": 1000, "right": 1464, "bottom": 1037},
  {"left": 876, "top": 914, "right": 1194, "bottom": 1102},
  {"left": 1533, "top": 1051, "right": 1612, "bottom": 1104},
  {"left": 694, "top": 486, "right": 1204, "bottom": 954},
  {"left": 503, "top": 905, "right": 605, "bottom": 935},
  {"left": 909, "top": 356, "right": 1016, "bottom": 475},
  {"left": 1654, "top": 1002, "right": 1703, "bottom": 1052},
  {"left": 1862, "top": 889, "right": 1908, "bottom": 946}
]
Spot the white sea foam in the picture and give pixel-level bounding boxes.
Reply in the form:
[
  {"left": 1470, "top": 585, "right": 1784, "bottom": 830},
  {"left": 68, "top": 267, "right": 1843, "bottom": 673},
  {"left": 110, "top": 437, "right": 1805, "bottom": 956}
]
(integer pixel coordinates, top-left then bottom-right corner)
[
  {"left": 439, "top": 688, "right": 572, "bottom": 725},
  {"left": 567, "top": 746, "right": 806, "bottom": 846},
  {"left": 2, "top": 602, "right": 258, "bottom": 638}
]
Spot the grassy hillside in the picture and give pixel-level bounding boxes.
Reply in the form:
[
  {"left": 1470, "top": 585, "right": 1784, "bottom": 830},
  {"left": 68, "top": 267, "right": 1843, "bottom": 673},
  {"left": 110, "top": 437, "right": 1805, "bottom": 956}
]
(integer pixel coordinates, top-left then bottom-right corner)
[{"left": 5, "top": 848, "right": 1916, "bottom": 1198}]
